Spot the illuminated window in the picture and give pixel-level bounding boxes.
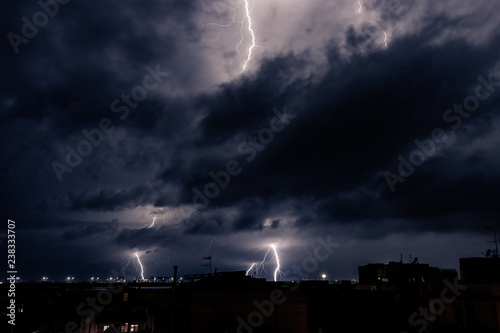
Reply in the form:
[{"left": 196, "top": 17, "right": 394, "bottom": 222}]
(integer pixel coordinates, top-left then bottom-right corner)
[
  {"left": 18, "top": 304, "right": 24, "bottom": 313},
  {"left": 130, "top": 324, "right": 139, "bottom": 332},
  {"left": 123, "top": 293, "right": 128, "bottom": 302},
  {"left": 120, "top": 323, "right": 128, "bottom": 332}
]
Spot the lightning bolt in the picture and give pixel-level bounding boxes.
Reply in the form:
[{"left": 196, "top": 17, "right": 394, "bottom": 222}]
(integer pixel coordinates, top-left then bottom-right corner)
[
  {"left": 205, "top": 237, "right": 216, "bottom": 255},
  {"left": 246, "top": 247, "right": 269, "bottom": 278},
  {"left": 135, "top": 252, "right": 145, "bottom": 281},
  {"left": 259, "top": 245, "right": 272, "bottom": 277},
  {"left": 121, "top": 252, "right": 146, "bottom": 281},
  {"left": 148, "top": 217, "right": 156, "bottom": 228},
  {"left": 247, "top": 244, "right": 282, "bottom": 281},
  {"left": 240, "top": 0, "right": 257, "bottom": 73},
  {"left": 208, "top": 0, "right": 260, "bottom": 72},
  {"left": 270, "top": 244, "right": 280, "bottom": 282},
  {"left": 358, "top": 0, "right": 362, "bottom": 13},
  {"left": 383, "top": 30, "right": 388, "bottom": 48},
  {"left": 208, "top": 2, "right": 242, "bottom": 42},
  {"left": 120, "top": 256, "right": 135, "bottom": 273},
  {"left": 261, "top": 245, "right": 271, "bottom": 262},
  {"left": 246, "top": 263, "right": 255, "bottom": 275}
]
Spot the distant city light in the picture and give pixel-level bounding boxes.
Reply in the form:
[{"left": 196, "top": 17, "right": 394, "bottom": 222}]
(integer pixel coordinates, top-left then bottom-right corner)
[{"left": 321, "top": 274, "right": 327, "bottom": 280}]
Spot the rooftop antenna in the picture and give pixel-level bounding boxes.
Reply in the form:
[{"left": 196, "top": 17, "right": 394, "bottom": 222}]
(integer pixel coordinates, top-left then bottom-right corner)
[
  {"left": 202, "top": 256, "right": 212, "bottom": 274},
  {"left": 483, "top": 226, "right": 499, "bottom": 258}
]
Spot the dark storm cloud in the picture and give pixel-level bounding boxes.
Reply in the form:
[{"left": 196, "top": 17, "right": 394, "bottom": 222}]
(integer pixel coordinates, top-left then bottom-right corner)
[
  {"left": 36, "top": 182, "right": 169, "bottom": 211},
  {"left": 63, "top": 218, "right": 119, "bottom": 240},
  {"left": 17, "top": 12, "right": 500, "bottom": 238},
  {"left": 164, "top": 22, "right": 500, "bottom": 234},
  {"left": 1, "top": 0, "right": 201, "bottom": 173},
  {"left": 195, "top": 54, "right": 309, "bottom": 144},
  {"left": 1, "top": 0, "right": 205, "bottom": 216},
  {"left": 115, "top": 224, "right": 179, "bottom": 249}
]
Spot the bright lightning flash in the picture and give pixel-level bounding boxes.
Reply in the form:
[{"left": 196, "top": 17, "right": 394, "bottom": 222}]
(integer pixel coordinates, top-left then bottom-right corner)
[
  {"left": 121, "top": 252, "right": 147, "bottom": 281},
  {"left": 358, "top": 0, "right": 362, "bottom": 13},
  {"left": 208, "top": 0, "right": 260, "bottom": 72},
  {"left": 148, "top": 217, "right": 156, "bottom": 228},
  {"left": 246, "top": 263, "right": 255, "bottom": 275},
  {"left": 240, "top": 0, "right": 257, "bottom": 73},
  {"left": 270, "top": 244, "right": 280, "bottom": 282},
  {"left": 383, "top": 30, "right": 388, "bottom": 48},
  {"left": 135, "top": 252, "right": 145, "bottom": 281},
  {"left": 246, "top": 244, "right": 282, "bottom": 282}
]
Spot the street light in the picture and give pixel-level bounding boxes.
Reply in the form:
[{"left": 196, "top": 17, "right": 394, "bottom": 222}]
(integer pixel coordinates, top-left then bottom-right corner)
[{"left": 321, "top": 274, "right": 327, "bottom": 280}]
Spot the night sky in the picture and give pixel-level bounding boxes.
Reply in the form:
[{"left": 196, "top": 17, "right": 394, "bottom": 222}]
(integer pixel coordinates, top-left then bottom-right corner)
[{"left": 1, "top": 0, "right": 500, "bottom": 282}]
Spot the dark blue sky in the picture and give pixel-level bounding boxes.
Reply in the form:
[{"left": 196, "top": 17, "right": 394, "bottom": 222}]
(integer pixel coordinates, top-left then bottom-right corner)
[{"left": 1, "top": 0, "right": 500, "bottom": 282}]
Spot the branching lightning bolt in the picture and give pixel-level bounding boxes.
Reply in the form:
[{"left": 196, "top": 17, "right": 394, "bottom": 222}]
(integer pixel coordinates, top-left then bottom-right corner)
[
  {"left": 261, "top": 245, "right": 271, "bottom": 262},
  {"left": 208, "top": 0, "right": 260, "bottom": 72},
  {"left": 240, "top": 0, "right": 257, "bottom": 73},
  {"left": 120, "top": 256, "right": 135, "bottom": 273},
  {"left": 208, "top": 3, "right": 242, "bottom": 42},
  {"left": 246, "top": 244, "right": 282, "bottom": 281},
  {"left": 121, "top": 251, "right": 146, "bottom": 281},
  {"left": 135, "top": 252, "right": 145, "bottom": 281}
]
